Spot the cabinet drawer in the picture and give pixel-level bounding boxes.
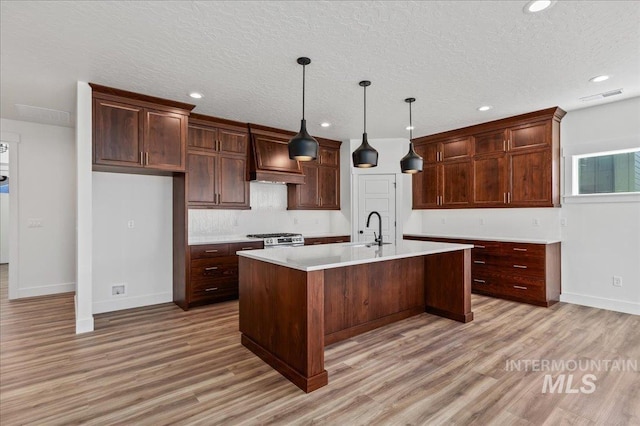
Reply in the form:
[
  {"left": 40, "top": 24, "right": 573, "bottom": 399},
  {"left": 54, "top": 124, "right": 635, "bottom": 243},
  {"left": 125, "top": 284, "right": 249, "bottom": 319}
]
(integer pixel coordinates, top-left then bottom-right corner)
[
  {"left": 190, "top": 257, "right": 238, "bottom": 282},
  {"left": 499, "top": 242, "right": 545, "bottom": 258},
  {"left": 190, "top": 280, "right": 238, "bottom": 302},
  {"left": 470, "top": 274, "right": 500, "bottom": 294},
  {"left": 190, "top": 244, "right": 230, "bottom": 259},
  {"left": 229, "top": 241, "right": 263, "bottom": 253},
  {"left": 496, "top": 278, "right": 545, "bottom": 302}
]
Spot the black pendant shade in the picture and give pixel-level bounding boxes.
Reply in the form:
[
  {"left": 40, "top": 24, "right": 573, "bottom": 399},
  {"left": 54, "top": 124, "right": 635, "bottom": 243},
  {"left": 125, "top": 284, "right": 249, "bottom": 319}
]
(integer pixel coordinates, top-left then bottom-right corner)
[
  {"left": 352, "top": 80, "right": 378, "bottom": 168},
  {"left": 288, "top": 57, "right": 318, "bottom": 161},
  {"left": 400, "top": 97, "right": 423, "bottom": 174}
]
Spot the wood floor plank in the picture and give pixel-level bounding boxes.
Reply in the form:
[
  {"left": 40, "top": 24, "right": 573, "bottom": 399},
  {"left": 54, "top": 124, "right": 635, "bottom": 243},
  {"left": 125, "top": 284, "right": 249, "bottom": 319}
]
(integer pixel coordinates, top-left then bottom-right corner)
[{"left": 1, "top": 264, "right": 638, "bottom": 425}]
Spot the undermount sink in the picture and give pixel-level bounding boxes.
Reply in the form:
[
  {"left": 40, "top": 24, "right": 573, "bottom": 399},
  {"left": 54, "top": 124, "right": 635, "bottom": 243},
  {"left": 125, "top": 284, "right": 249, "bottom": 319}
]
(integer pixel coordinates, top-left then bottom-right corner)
[{"left": 349, "top": 242, "right": 393, "bottom": 248}]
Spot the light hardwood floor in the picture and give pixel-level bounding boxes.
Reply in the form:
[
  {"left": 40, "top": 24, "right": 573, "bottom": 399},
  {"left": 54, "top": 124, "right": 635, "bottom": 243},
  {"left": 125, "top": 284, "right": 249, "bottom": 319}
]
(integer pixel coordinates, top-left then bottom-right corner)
[{"left": 1, "top": 263, "right": 638, "bottom": 425}]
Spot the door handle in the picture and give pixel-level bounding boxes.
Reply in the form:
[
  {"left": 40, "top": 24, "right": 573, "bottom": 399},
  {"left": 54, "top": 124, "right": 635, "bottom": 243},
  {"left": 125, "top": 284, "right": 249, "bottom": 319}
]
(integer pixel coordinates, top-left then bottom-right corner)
[{"left": 359, "top": 230, "right": 364, "bottom": 234}]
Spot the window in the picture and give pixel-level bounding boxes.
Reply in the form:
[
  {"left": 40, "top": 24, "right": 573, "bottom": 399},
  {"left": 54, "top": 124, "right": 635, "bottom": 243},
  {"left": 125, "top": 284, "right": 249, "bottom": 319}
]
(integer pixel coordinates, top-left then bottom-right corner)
[{"left": 575, "top": 149, "right": 640, "bottom": 195}]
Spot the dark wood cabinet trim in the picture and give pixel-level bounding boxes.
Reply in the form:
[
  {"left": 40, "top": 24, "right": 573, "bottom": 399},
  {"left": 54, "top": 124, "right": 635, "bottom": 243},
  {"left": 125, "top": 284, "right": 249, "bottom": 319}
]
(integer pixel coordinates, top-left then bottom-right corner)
[{"left": 89, "top": 83, "right": 195, "bottom": 112}]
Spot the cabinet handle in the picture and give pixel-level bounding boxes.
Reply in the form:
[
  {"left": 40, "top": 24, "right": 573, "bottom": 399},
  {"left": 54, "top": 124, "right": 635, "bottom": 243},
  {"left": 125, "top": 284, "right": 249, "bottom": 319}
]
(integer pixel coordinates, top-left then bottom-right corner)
[
  {"left": 507, "top": 192, "right": 511, "bottom": 204},
  {"left": 475, "top": 245, "right": 485, "bottom": 249},
  {"left": 508, "top": 139, "right": 511, "bottom": 150},
  {"left": 513, "top": 248, "right": 528, "bottom": 252},
  {"left": 513, "top": 285, "right": 528, "bottom": 290},
  {"left": 313, "top": 242, "right": 323, "bottom": 245},
  {"left": 139, "top": 151, "right": 144, "bottom": 165},
  {"left": 205, "top": 266, "right": 219, "bottom": 271},
  {"left": 241, "top": 247, "right": 255, "bottom": 250},
  {"left": 320, "top": 196, "right": 322, "bottom": 205},
  {"left": 474, "top": 260, "right": 486, "bottom": 264},
  {"left": 336, "top": 240, "right": 344, "bottom": 243},
  {"left": 204, "top": 250, "right": 219, "bottom": 253},
  {"left": 503, "top": 140, "right": 506, "bottom": 151},
  {"left": 204, "top": 287, "right": 219, "bottom": 292},
  {"left": 145, "top": 152, "right": 149, "bottom": 165},
  {"left": 513, "top": 264, "right": 528, "bottom": 269},
  {"left": 473, "top": 279, "right": 486, "bottom": 283}
]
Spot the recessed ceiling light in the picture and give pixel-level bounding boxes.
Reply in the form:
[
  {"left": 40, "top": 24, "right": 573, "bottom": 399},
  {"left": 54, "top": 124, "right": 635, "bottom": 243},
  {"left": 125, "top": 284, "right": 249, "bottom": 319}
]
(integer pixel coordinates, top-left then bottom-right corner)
[
  {"left": 189, "top": 92, "right": 203, "bottom": 99},
  {"left": 477, "top": 105, "right": 492, "bottom": 112},
  {"left": 589, "top": 75, "right": 610, "bottom": 83},
  {"left": 320, "top": 122, "right": 331, "bottom": 128},
  {"left": 406, "top": 126, "right": 414, "bottom": 131},
  {"left": 524, "top": 0, "right": 554, "bottom": 13}
]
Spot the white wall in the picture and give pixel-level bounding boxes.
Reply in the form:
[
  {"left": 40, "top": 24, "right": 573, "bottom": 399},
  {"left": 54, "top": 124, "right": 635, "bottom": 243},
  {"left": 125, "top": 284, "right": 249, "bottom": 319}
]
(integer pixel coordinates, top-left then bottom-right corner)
[
  {"left": 0, "top": 118, "right": 76, "bottom": 297},
  {"left": 559, "top": 97, "right": 640, "bottom": 315},
  {"left": 92, "top": 172, "right": 173, "bottom": 314}
]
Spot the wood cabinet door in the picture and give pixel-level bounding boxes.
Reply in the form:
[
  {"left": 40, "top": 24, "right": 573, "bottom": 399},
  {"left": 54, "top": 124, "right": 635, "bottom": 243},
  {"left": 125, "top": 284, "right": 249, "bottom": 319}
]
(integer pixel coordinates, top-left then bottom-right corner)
[
  {"left": 218, "top": 128, "right": 248, "bottom": 155},
  {"left": 474, "top": 129, "right": 507, "bottom": 156},
  {"left": 93, "top": 98, "right": 144, "bottom": 167},
  {"left": 144, "top": 109, "right": 186, "bottom": 171},
  {"left": 187, "top": 152, "right": 216, "bottom": 204},
  {"left": 414, "top": 142, "right": 439, "bottom": 163},
  {"left": 188, "top": 124, "right": 216, "bottom": 151},
  {"left": 319, "top": 147, "right": 339, "bottom": 166},
  {"left": 412, "top": 163, "right": 440, "bottom": 208},
  {"left": 319, "top": 166, "right": 339, "bottom": 209},
  {"left": 440, "top": 137, "right": 471, "bottom": 161},
  {"left": 217, "top": 155, "right": 250, "bottom": 208},
  {"left": 294, "top": 163, "right": 320, "bottom": 208},
  {"left": 473, "top": 154, "right": 507, "bottom": 206},
  {"left": 508, "top": 120, "right": 550, "bottom": 150},
  {"left": 441, "top": 160, "right": 472, "bottom": 207},
  {"left": 509, "top": 149, "right": 551, "bottom": 205}
]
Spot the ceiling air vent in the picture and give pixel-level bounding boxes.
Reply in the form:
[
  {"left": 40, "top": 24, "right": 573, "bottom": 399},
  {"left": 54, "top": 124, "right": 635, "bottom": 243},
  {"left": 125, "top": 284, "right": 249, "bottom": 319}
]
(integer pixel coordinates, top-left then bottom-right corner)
[
  {"left": 580, "top": 89, "right": 623, "bottom": 102},
  {"left": 15, "top": 104, "right": 72, "bottom": 127}
]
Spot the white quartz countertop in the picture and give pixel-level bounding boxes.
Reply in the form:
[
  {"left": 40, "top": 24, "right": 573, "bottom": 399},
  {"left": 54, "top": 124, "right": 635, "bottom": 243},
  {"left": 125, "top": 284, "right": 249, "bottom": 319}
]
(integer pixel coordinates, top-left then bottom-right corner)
[
  {"left": 189, "top": 232, "right": 351, "bottom": 245},
  {"left": 236, "top": 240, "right": 473, "bottom": 272},
  {"left": 189, "top": 235, "right": 263, "bottom": 245},
  {"left": 404, "top": 233, "right": 561, "bottom": 245}
]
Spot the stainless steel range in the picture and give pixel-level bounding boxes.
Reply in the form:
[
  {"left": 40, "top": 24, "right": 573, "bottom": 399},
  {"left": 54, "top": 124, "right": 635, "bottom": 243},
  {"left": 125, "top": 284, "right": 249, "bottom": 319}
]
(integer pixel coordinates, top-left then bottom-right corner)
[{"left": 246, "top": 233, "right": 304, "bottom": 248}]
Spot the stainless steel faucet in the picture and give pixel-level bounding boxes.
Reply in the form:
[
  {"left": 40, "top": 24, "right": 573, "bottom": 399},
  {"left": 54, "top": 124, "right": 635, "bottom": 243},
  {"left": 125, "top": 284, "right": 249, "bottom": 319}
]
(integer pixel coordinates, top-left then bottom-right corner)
[{"left": 366, "top": 211, "right": 383, "bottom": 246}]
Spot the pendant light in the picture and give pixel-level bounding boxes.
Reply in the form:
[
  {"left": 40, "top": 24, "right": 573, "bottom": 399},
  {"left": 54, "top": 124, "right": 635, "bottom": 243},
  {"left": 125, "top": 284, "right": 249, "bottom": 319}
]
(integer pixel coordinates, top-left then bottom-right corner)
[
  {"left": 288, "top": 57, "right": 319, "bottom": 161},
  {"left": 400, "top": 97, "right": 423, "bottom": 174},
  {"left": 352, "top": 80, "right": 378, "bottom": 168}
]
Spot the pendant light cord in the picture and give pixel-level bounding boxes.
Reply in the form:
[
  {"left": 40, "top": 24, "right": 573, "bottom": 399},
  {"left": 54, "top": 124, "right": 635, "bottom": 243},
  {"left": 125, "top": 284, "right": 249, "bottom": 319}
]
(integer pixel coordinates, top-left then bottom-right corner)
[
  {"left": 409, "top": 101, "right": 413, "bottom": 141},
  {"left": 363, "top": 85, "right": 367, "bottom": 133},
  {"left": 302, "top": 64, "right": 306, "bottom": 120}
]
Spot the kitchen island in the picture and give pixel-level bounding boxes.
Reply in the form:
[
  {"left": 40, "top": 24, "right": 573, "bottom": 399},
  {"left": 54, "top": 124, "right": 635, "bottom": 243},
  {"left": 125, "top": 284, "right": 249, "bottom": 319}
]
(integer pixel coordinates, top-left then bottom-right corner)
[{"left": 237, "top": 240, "right": 474, "bottom": 392}]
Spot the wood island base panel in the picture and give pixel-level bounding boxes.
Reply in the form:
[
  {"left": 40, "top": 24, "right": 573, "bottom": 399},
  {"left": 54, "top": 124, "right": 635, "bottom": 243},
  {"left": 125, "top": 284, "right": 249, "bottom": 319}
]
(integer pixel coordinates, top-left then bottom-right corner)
[{"left": 238, "top": 243, "right": 472, "bottom": 392}]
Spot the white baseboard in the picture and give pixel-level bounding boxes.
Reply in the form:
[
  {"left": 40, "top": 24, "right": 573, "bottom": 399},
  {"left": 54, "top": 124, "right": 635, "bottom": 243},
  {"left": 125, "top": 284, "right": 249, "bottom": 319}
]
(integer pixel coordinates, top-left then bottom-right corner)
[
  {"left": 17, "top": 282, "right": 75, "bottom": 298},
  {"left": 92, "top": 292, "right": 173, "bottom": 314},
  {"left": 560, "top": 292, "right": 640, "bottom": 315},
  {"left": 74, "top": 294, "right": 94, "bottom": 334}
]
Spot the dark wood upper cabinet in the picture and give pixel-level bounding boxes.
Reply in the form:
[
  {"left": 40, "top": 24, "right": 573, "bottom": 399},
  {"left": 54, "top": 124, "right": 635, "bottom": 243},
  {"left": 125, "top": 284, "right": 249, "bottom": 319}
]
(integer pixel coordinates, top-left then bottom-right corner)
[
  {"left": 412, "top": 107, "right": 565, "bottom": 209},
  {"left": 288, "top": 138, "right": 341, "bottom": 210},
  {"left": 186, "top": 114, "right": 250, "bottom": 210},
  {"left": 90, "top": 83, "right": 193, "bottom": 174}
]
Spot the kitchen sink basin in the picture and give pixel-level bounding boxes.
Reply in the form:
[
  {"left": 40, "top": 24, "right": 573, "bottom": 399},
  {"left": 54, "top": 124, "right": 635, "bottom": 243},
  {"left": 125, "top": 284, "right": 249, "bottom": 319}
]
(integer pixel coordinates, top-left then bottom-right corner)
[{"left": 348, "top": 242, "right": 393, "bottom": 248}]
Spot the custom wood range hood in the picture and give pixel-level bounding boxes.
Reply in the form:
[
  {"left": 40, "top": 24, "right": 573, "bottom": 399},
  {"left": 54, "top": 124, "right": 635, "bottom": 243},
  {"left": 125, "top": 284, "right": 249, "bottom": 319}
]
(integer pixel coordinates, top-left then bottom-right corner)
[{"left": 247, "top": 123, "right": 306, "bottom": 184}]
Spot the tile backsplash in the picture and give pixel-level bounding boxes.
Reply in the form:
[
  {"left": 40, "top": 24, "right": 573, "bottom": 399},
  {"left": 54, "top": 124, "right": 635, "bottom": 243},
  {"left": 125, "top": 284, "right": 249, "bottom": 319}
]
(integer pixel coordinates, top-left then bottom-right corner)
[{"left": 189, "top": 181, "right": 350, "bottom": 238}]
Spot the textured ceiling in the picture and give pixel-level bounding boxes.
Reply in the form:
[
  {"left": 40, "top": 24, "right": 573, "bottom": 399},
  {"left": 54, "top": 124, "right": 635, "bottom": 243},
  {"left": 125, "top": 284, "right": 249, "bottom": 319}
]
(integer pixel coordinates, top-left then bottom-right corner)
[{"left": 1, "top": 1, "right": 639, "bottom": 139}]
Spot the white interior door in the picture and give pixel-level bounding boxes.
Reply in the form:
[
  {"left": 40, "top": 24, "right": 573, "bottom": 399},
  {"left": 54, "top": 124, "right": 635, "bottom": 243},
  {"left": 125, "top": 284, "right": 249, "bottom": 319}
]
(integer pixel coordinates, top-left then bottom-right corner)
[{"left": 357, "top": 174, "right": 396, "bottom": 243}]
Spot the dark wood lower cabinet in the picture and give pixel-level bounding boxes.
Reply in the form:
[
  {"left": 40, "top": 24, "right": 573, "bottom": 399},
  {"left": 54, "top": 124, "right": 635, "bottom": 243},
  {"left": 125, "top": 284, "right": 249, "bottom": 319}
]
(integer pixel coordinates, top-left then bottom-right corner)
[
  {"left": 304, "top": 236, "right": 350, "bottom": 245},
  {"left": 404, "top": 235, "right": 560, "bottom": 307},
  {"left": 175, "top": 241, "right": 263, "bottom": 309}
]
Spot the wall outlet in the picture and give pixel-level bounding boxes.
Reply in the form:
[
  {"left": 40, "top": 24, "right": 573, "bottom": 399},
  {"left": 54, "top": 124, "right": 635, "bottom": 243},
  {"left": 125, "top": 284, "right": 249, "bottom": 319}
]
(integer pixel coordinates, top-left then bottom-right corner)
[
  {"left": 28, "top": 218, "right": 43, "bottom": 228},
  {"left": 612, "top": 276, "right": 622, "bottom": 287},
  {"left": 561, "top": 218, "right": 568, "bottom": 227},
  {"left": 441, "top": 217, "right": 446, "bottom": 224},
  {"left": 127, "top": 220, "right": 135, "bottom": 229},
  {"left": 293, "top": 218, "right": 299, "bottom": 225},
  {"left": 111, "top": 284, "right": 127, "bottom": 296},
  {"left": 533, "top": 218, "right": 540, "bottom": 227},
  {"left": 479, "top": 218, "right": 485, "bottom": 226}
]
